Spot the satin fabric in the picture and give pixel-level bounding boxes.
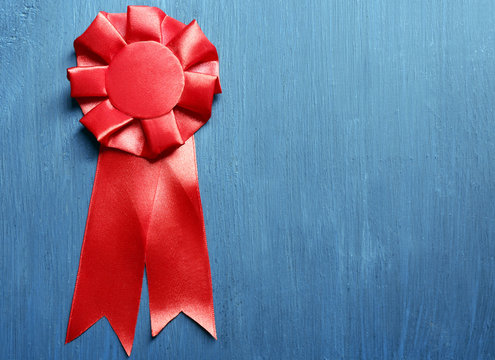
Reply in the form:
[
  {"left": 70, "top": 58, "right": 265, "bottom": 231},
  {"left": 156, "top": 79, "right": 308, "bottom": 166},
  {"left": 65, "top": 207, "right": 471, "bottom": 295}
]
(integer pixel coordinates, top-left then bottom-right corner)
[
  {"left": 66, "top": 141, "right": 215, "bottom": 356},
  {"left": 67, "top": 6, "right": 221, "bottom": 159},
  {"left": 66, "top": 6, "right": 220, "bottom": 355}
]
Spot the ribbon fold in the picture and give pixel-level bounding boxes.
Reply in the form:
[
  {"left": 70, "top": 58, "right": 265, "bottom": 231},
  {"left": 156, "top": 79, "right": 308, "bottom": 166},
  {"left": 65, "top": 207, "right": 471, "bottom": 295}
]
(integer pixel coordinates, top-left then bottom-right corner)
[{"left": 66, "top": 6, "right": 220, "bottom": 355}]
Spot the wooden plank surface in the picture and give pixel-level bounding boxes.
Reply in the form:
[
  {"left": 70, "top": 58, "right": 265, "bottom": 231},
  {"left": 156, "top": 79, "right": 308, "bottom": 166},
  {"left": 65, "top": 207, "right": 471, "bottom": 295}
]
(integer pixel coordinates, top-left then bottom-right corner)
[{"left": 1, "top": 0, "right": 495, "bottom": 358}]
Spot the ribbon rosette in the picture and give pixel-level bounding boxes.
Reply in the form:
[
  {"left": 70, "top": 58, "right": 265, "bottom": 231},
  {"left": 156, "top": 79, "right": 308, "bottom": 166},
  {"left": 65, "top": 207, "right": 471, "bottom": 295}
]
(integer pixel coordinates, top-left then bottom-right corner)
[{"left": 65, "top": 6, "right": 220, "bottom": 355}]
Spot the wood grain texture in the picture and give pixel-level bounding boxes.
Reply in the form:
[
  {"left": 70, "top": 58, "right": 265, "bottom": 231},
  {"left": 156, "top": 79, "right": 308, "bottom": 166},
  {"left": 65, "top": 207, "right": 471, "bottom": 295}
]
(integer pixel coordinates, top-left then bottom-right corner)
[{"left": 1, "top": 0, "right": 495, "bottom": 358}]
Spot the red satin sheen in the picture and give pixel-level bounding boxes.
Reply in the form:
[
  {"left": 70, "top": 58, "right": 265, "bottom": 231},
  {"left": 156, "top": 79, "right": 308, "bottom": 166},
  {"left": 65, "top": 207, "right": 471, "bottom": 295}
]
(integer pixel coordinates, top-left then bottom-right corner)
[
  {"left": 67, "top": 66, "right": 108, "bottom": 97},
  {"left": 67, "top": 6, "right": 220, "bottom": 355},
  {"left": 80, "top": 99, "right": 134, "bottom": 142},
  {"left": 69, "top": 5, "right": 220, "bottom": 159},
  {"left": 126, "top": 6, "right": 165, "bottom": 43},
  {"left": 141, "top": 112, "right": 184, "bottom": 156},
  {"left": 66, "top": 140, "right": 216, "bottom": 356},
  {"left": 74, "top": 12, "right": 127, "bottom": 64},
  {"left": 105, "top": 41, "right": 184, "bottom": 119},
  {"left": 167, "top": 20, "right": 219, "bottom": 70}
]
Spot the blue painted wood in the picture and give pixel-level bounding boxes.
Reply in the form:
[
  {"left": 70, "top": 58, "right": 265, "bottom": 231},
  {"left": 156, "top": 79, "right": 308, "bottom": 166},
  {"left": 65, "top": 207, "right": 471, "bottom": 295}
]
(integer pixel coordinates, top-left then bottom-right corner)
[{"left": 1, "top": 0, "right": 495, "bottom": 358}]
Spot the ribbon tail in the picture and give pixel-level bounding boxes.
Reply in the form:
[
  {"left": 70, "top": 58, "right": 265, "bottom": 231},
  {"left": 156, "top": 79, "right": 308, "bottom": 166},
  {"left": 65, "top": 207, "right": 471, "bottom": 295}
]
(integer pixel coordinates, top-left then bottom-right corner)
[
  {"left": 66, "top": 149, "right": 158, "bottom": 356},
  {"left": 146, "top": 137, "right": 216, "bottom": 338}
]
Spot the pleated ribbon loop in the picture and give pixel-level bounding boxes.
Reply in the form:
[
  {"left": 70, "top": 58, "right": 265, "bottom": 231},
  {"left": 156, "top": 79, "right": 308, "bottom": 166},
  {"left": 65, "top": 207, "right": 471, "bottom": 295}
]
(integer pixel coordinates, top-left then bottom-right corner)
[{"left": 65, "top": 6, "right": 220, "bottom": 355}]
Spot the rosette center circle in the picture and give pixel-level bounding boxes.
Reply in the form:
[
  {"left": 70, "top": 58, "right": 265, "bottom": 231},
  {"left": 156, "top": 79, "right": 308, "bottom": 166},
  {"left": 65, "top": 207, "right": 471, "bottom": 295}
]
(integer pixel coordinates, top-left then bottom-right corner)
[{"left": 106, "top": 41, "right": 184, "bottom": 119}]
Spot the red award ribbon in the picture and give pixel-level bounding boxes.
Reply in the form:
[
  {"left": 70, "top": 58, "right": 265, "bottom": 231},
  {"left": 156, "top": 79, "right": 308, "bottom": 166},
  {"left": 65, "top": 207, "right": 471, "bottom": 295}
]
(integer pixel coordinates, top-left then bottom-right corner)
[{"left": 65, "top": 6, "right": 221, "bottom": 355}]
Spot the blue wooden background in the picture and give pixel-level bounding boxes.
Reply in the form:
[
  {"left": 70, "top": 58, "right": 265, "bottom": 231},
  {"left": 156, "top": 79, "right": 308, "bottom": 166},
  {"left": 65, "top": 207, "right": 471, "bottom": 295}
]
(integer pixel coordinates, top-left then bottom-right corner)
[{"left": 1, "top": 0, "right": 495, "bottom": 359}]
